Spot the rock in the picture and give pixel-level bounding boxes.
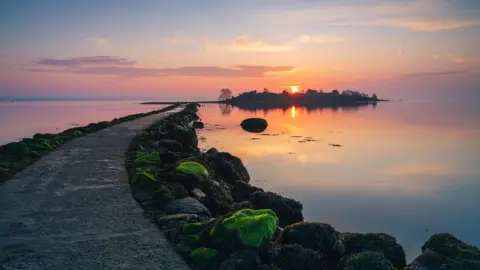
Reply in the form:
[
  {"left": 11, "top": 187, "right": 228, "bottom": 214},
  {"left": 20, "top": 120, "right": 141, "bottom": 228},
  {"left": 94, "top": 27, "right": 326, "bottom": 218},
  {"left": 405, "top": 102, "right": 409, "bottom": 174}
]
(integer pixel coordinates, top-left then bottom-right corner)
[
  {"left": 405, "top": 233, "right": 480, "bottom": 270},
  {"left": 404, "top": 249, "right": 444, "bottom": 270},
  {"left": 158, "top": 139, "right": 184, "bottom": 152},
  {"left": 135, "top": 152, "right": 161, "bottom": 166},
  {"left": 341, "top": 232, "right": 406, "bottom": 269},
  {"left": 207, "top": 152, "right": 250, "bottom": 185},
  {"left": 340, "top": 251, "right": 395, "bottom": 270},
  {"left": 164, "top": 197, "right": 211, "bottom": 217},
  {"left": 279, "top": 222, "right": 343, "bottom": 261},
  {"left": 273, "top": 244, "right": 326, "bottom": 270},
  {"left": 232, "top": 181, "right": 264, "bottom": 202},
  {"left": 191, "top": 247, "right": 219, "bottom": 270},
  {"left": 240, "top": 118, "right": 268, "bottom": 133},
  {"left": 190, "top": 188, "right": 206, "bottom": 200},
  {"left": 155, "top": 213, "right": 204, "bottom": 230},
  {"left": 151, "top": 185, "right": 174, "bottom": 209},
  {"left": 159, "top": 149, "right": 183, "bottom": 164},
  {"left": 232, "top": 201, "right": 255, "bottom": 212},
  {"left": 219, "top": 250, "right": 264, "bottom": 270},
  {"left": 170, "top": 219, "right": 217, "bottom": 258},
  {"left": 171, "top": 184, "right": 190, "bottom": 199},
  {"left": 249, "top": 191, "right": 303, "bottom": 227},
  {"left": 1, "top": 142, "right": 30, "bottom": 157},
  {"left": 210, "top": 209, "right": 278, "bottom": 251},
  {"left": 175, "top": 161, "right": 209, "bottom": 179},
  {"left": 203, "top": 182, "right": 234, "bottom": 215},
  {"left": 163, "top": 124, "right": 198, "bottom": 150},
  {"left": 205, "top": 147, "right": 219, "bottom": 156},
  {"left": 193, "top": 121, "right": 205, "bottom": 129},
  {"left": 130, "top": 169, "right": 159, "bottom": 190}
]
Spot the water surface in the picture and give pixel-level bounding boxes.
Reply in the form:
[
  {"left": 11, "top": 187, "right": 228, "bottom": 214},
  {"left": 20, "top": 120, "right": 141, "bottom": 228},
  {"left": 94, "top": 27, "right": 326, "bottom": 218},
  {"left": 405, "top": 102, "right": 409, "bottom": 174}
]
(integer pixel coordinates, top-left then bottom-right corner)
[
  {"left": 0, "top": 101, "right": 165, "bottom": 144},
  {"left": 197, "top": 101, "right": 480, "bottom": 259}
]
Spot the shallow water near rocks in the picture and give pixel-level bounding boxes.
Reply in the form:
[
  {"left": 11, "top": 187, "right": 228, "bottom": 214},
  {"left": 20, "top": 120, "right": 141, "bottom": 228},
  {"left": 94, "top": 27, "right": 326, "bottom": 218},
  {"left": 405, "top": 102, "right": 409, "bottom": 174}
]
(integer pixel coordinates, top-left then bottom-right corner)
[{"left": 197, "top": 102, "right": 480, "bottom": 260}]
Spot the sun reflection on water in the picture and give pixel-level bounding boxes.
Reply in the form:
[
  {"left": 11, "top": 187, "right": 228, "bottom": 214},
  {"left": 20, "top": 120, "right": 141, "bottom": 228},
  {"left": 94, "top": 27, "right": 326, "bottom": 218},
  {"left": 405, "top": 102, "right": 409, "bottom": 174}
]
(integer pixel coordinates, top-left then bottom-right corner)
[{"left": 291, "top": 106, "right": 296, "bottom": 118}]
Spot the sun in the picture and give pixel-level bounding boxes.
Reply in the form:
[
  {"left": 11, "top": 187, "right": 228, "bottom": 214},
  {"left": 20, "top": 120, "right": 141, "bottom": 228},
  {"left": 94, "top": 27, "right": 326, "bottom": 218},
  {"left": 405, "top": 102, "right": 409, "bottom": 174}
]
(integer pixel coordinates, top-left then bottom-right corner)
[{"left": 290, "top": 85, "right": 299, "bottom": 93}]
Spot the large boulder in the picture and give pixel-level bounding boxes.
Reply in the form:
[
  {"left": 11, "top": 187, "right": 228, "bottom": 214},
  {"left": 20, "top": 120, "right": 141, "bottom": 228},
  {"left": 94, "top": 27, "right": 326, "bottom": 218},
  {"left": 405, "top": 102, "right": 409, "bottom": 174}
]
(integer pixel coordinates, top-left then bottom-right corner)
[
  {"left": 164, "top": 197, "right": 211, "bottom": 217},
  {"left": 206, "top": 152, "right": 250, "bottom": 185},
  {"left": 405, "top": 233, "right": 480, "bottom": 270},
  {"left": 340, "top": 251, "right": 395, "bottom": 270},
  {"left": 341, "top": 232, "right": 406, "bottom": 269},
  {"left": 172, "top": 161, "right": 211, "bottom": 190},
  {"left": 273, "top": 244, "right": 326, "bottom": 270},
  {"left": 163, "top": 124, "right": 198, "bottom": 151},
  {"left": 158, "top": 139, "right": 184, "bottom": 152},
  {"left": 278, "top": 222, "right": 344, "bottom": 260},
  {"left": 241, "top": 118, "right": 268, "bottom": 133},
  {"left": 210, "top": 209, "right": 278, "bottom": 251},
  {"left": 232, "top": 181, "right": 264, "bottom": 202},
  {"left": 248, "top": 191, "right": 303, "bottom": 227}
]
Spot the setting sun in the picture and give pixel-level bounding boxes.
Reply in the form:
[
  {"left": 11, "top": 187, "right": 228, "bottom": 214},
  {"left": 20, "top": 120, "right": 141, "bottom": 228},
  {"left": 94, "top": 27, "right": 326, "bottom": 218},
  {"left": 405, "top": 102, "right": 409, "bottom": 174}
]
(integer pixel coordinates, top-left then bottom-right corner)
[{"left": 290, "top": 86, "right": 300, "bottom": 93}]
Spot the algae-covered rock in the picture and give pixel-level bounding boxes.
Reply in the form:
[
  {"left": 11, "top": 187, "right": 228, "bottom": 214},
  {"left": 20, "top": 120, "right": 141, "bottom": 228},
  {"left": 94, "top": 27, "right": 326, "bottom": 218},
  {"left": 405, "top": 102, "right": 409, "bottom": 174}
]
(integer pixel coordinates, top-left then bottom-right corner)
[
  {"left": 131, "top": 169, "right": 159, "bottom": 190},
  {"left": 155, "top": 213, "right": 205, "bottom": 231},
  {"left": 218, "top": 250, "right": 264, "bottom": 270},
  {"left": 210, "top": 209, "right": 278, "bottom": 251},
  {"left": 207, "top": 152, "right": 250, "bottom": 185},
  {"left": 191, "top": 247, "right": 219, "bottom": 270},
  {"left": 279, "top": 222, "right": 344, "bottom": 260},
  {"left": 232, "top": 181, "right": 264, "bottom": 202},
  {"left": 340, "top": 251, "right": 395, "bottom": 270},
  {"left": 405, "top": 233, "right": 480, "bottom": 270},
  {"left": 176, "top": 161, "right": 209, "bottom": 178},
  {"left": 249, "top": 191, "right": 303, "bottom": 227},
  {"left": 341, "top": 232, "right": 406, "bottom": 269},
  {"left": 135, "top": 152, "right": 161, "bottom": 166},
  {"left": 164, "top": 197, "right": 211, "bottom": 217},
  {"left": 273, "top": 244, "right": 326, "bottom": 270},
  {"left": 203, "top": 182, "right": 234, "bottom": 215}
]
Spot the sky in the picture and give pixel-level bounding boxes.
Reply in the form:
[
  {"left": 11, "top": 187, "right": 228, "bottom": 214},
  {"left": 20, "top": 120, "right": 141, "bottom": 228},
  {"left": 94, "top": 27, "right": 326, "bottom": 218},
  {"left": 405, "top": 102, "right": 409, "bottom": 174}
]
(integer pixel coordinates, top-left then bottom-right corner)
[{"left": 0, "top": 0, "right": 479, "bottom": 101}]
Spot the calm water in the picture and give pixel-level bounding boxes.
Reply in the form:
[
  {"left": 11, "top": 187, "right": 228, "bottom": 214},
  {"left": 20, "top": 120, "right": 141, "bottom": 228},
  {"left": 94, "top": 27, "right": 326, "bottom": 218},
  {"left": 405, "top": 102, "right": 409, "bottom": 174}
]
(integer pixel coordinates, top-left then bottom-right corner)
[
  {"left": 1, "top": 101, "right": 479, "bottom": 259},
  {"left": 197, "top": 102, "right": 480, "bottom": 259},
  {"left": 0, "top": 101, "right": 166, "bottom": 144}
]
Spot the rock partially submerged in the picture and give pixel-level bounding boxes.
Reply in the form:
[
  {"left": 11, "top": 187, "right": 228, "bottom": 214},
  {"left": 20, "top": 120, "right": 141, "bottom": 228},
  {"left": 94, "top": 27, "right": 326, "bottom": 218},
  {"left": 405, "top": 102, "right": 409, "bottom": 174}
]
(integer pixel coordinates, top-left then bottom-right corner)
[{"left": 240, "top": 118, "right": 268, "bottom": 133}]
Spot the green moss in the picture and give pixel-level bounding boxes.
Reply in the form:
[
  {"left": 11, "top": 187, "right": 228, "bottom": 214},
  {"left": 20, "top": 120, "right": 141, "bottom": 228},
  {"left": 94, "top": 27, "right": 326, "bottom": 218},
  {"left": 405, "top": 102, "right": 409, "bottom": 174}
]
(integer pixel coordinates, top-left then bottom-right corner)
[
  {"left": 211, "top": 208, "right": 278, "bottom": 248},
  {"left": 135, "top": 152, "right": 161, "bottom": 165},
  {"left": 175, "top": 161, "right": 208, "bottom": 178},
  {"left": 190, "top": 247, "right": 219, "bottom": 268}
]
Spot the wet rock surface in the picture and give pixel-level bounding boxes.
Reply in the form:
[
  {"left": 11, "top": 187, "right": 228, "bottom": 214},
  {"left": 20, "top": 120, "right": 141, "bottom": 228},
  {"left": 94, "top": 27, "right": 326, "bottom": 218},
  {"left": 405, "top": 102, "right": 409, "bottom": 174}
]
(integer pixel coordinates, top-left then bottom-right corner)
[
  {"left": 240, "top": 118, "right": 268, "bottom": 133},
  {"left": 249, "top": 191, "right": 304, "bottom": 227}
]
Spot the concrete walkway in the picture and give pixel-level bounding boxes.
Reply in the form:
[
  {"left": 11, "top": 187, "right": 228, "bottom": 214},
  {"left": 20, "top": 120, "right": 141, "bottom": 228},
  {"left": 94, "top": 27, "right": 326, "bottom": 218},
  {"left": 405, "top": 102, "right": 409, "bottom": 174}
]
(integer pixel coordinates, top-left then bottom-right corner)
[{"left": 0, "top": 106, "right": 191, "bottom": 270}]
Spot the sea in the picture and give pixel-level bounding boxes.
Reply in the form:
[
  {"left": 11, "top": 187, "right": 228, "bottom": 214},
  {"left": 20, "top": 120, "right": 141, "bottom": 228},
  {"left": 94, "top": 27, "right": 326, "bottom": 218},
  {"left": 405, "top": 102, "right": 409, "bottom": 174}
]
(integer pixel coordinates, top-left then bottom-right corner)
[{"left": 1, "top": 100, "right": 479, "bottom": 259}]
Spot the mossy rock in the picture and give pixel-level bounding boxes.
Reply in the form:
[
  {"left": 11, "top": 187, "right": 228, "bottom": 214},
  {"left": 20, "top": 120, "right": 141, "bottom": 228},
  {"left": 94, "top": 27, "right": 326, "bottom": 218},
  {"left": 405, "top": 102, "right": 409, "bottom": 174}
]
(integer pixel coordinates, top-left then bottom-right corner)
[
  {"left": 405, "top": 233, "right": 480, "bottom": 269},
  {"left": 135, "top": 152, "right": 161, "bottom": 166},
  {"left": 249, "top": 191, "right": 303, "bottom": 227},
  {"left": 340, "top": 251, "right": 395, "bottom": 270},
  {"left": 191, "top": 247, "right": 219, "bottom": 270},
  {"left": 175, "top": 161, "right": 208, "bottom": 178},
  {"left": 341, "top": 232, "right": 406, "bottom": 269},
  {"left": 278, "top": 222, "right": 344, "bottom": 261},
  {"left": 273, "top": 244, "right": 326, "bottom": 270},
  {"left": 210, "top": 209, "right": 278, "bottom": 251},
  {"left": 218, "top": 249, "right": 264, "bottom": 270},
  {"left": 206, "top": 152, "right": 250, "bottom": 185},
  {"left": 131, "top": 169, "right": 159, "bottom": 190},
  {"left": 203, "top": 182, "right": 234, "bottom": 216}
]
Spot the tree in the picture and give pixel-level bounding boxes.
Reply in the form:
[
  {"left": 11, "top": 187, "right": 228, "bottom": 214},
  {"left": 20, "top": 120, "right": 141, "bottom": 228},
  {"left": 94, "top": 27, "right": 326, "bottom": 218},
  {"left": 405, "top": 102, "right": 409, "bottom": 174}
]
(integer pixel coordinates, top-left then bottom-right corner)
[
  {"left": 331, "top": 89, "right": 340, "bottom": 95},
  {"left": 263, "top": 88, "right": 269, "bottom": 93},
  {"left": 218, "top": 88, "right": 232, "bottom": 100},
  {"left": 282, "top": 89, "right": 289, "bottom": 96},
  {"left": 306, "top": 89, "right": 318, "bottom": 95},
  {"left": 372, "top": 93, "right": 378, "bottom": 100}
]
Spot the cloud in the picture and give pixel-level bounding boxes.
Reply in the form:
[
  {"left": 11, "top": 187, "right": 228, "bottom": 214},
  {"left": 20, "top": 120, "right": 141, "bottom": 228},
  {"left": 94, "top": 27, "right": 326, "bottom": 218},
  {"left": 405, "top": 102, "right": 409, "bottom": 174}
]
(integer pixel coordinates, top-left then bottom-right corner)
[
  {"left": 379, "top": 19, "right": 480, "bottom": 31},
  {"left": 453, "top": 57, "right": 480, "bottom": 63},
  {"left": 206, "top": 34, "right": 345, "bottom": 53},
  {"left": 25, "top": 56, "right": 295, "bottom": 78},
  {"left": 403, "top": 70, "right": 467, "bottom": 77},
  {"left": 161, "top": 34, "right": 195, "bottom": 44},
  {"left": 33, "top": 56, "right": 136, "bottom": 68}
]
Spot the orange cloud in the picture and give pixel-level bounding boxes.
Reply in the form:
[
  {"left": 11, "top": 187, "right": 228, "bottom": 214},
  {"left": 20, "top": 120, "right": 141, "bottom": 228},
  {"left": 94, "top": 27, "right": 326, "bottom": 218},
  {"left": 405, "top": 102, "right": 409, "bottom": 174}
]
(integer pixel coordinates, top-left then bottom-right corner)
[
  {"left": 384, "top": 19, "right": 480, "bottom": 31},
  {"left": 453, "top": 57, "right": 480, "bottom": 63}
]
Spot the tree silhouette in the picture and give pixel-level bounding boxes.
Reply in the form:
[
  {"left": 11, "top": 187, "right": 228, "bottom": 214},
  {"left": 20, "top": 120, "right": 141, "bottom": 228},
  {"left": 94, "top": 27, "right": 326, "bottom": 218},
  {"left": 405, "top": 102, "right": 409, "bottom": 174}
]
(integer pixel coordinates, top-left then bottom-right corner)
[{"left": 218, "top": 88, "right": 232, "bottom": 100}]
